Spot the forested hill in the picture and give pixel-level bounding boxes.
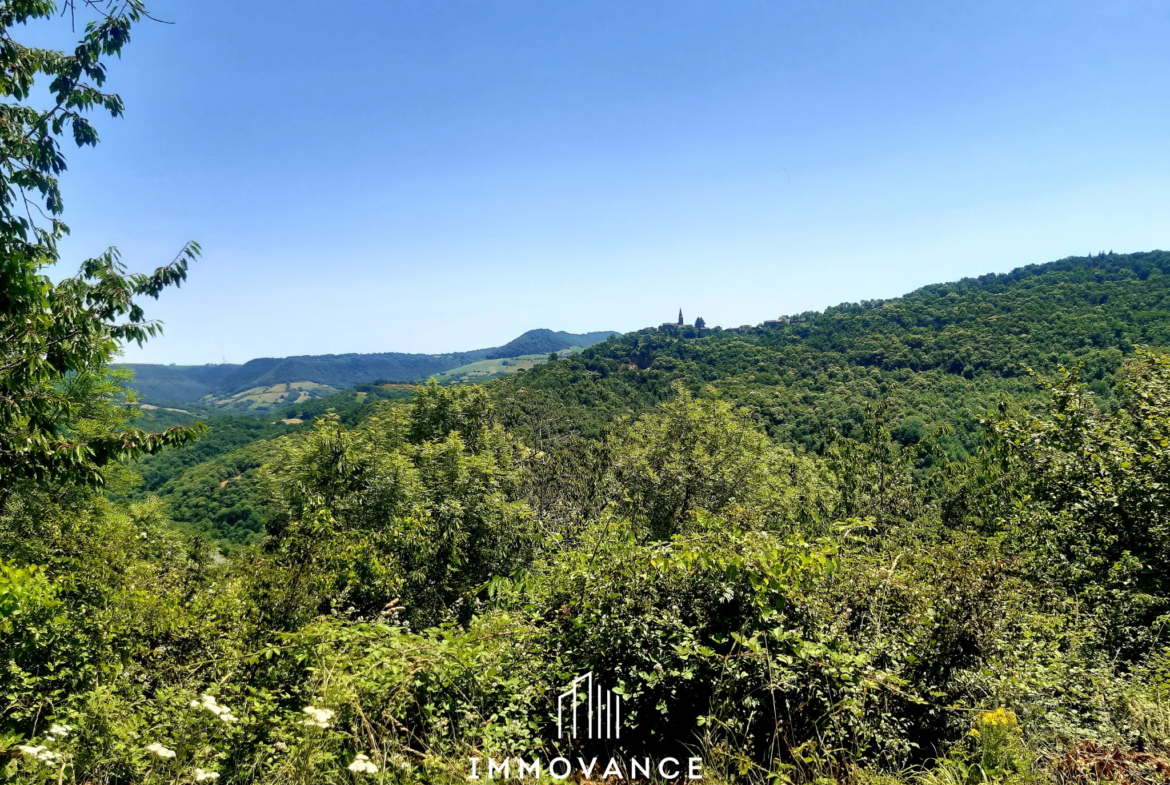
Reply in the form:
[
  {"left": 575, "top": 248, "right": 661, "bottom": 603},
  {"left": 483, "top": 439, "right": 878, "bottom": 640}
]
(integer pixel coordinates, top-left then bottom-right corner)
[
  {"left": 485, "top": 329, "right": 619, "bottom": 358},
  {"left": 123, "top": 250, "right": 1170, "bottom": 546},
  {"left": 213, "top": 349, "right": 490, "bottom": 393},
  {"left": 120, "top": 328, "right": 617, "bottom": 404},
  {"left": 116, "top": 363, "right": 241, "bottom": 405},
  {"left": 500, "top": 251, "right": 1170, "bottom": 454}
]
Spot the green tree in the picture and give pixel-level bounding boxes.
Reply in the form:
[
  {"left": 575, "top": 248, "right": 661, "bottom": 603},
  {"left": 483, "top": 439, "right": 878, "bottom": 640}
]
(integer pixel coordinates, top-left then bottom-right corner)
[
  {"left": 988, "top": 351, "right": 1170, "bottom": 655},
  {"left": 609, "top": 386, "right": 779, "bottom": 538},
  {"left": 260, "top": 387, "right": 535, "bottom": 628},
  {"left": 0, "top": 1, "right": 202, "bottom": 490}
]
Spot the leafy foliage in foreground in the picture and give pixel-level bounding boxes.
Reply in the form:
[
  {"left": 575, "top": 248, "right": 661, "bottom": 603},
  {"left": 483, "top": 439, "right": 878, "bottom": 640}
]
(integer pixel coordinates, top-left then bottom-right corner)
[
  {"left": 987, "top": 353, "right": 1170, "bottom": 657},
  {"left": 0, "top": 0, "right": 204, "bottom": 488},
  {"left": 6, "top": 359, "right": 1170, "bottom": 784}
]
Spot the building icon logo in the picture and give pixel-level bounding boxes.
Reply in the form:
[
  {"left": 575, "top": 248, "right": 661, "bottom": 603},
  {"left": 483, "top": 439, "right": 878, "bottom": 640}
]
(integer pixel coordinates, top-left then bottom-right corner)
[
  {"left": 468, "top": 673, "right": 704, "bottom": 780},
  {"left": 556, "top": 672, "right": 621, "bottom": 740}
]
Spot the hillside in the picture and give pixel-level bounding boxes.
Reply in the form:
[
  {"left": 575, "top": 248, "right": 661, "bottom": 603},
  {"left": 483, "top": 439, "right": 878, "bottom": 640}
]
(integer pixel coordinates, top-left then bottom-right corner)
[
  {"left": 433, "top": 353, "right": 551, "bottom": 384},
  {"left": 485, "top": 329, "right": 618, "bottom": 359},
  {"left": 118, "top": 363, "right": 240, "bottom": 404},
  {"left": 129, "top": 250, "right": 1170, "bottom": 547},
  {"left": 12, "top": 3, "right": 1170, "bottom": 779},
  {"left": 118, "top": 328, "right": 617, "bottom": 406},
  {"left": 497, "top": 251, "right": 1170, "bottom": 454},
  {"left": 74, "top": 250, "right": 1170, "bottom": 784},
  {"left": 118, "top": 384, "right": 417, "bottom": 543}
]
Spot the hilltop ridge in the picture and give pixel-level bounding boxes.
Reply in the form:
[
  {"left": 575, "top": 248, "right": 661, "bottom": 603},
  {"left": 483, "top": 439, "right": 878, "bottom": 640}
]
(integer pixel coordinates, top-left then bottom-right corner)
[
  {"left": 499, "top": 250, "right": 1170, "bottom": 451},
  {"left": 119, "top": 328, "right": 618, "bottom": 407},
  {"left": 129, "top": 249, "right": 1170, "bottom": 544}
]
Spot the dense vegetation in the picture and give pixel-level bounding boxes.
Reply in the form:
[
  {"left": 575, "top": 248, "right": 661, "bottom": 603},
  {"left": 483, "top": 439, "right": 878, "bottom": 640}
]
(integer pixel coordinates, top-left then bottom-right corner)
[
  {"left": 113, "top": 417, "right": 297, "bottom": 545},
  {"left": 135, "top": 253, "right": 1170, "bottom": 548},
  {"left": 9, "top": 351, "right": 1170, "bottom": 784},
  {"left": 118, "top": 387, "right": 417, "bottom": 546},
  {"left": 25, "top": 249, "right": 1170, "bottom": 783},
  {"left": 4, "top": 5, "right": 1170, "bottom": 785},
  {"left": 499, "top": 252, "right": 1170, "bottom": 455}
]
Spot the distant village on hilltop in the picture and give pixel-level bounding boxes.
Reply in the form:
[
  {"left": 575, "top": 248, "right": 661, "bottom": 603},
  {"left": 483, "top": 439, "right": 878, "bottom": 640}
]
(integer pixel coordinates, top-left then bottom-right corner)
[{"left": 643, "top": 309, "right": 801, "bottom": 334}]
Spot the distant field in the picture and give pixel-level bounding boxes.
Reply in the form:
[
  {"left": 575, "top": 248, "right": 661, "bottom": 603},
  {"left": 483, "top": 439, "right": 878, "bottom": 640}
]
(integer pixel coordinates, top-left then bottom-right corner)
[
  {"left": 432, "top": 351, "right": 565, "bottom": 384},
  {"left": 119, "top": 330, "right": 617, "bottom": 407},
  {"left": 202, "top": 380, "right": 337, "bottom": 411},
  {"left": 160, "top": 352, "right": 574, "bottom": 412}
]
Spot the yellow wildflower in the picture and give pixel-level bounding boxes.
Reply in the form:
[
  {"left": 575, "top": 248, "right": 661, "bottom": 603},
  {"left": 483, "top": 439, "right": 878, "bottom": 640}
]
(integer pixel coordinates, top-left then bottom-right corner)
[{"left": 977, "top": 708, "right": 1017, "bottom": 727}]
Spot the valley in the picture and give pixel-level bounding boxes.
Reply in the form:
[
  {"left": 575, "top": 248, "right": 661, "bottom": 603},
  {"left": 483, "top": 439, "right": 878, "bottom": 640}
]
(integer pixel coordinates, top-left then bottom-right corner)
[
  {"left": 118, "top": 328, "right": 617, "bottom": 410},
  {"left": 124, "top": 250, "right": 1170, "bottom": 550}
]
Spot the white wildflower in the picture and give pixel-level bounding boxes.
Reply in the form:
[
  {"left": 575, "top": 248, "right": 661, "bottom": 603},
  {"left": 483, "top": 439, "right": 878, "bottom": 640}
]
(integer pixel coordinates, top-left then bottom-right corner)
[
  {"left": 195, "top": 768, "right": 221, "bottom": 781},
  {"left": 18, "top": 745, "right": 61, "bottom": 764},
  {"left": 274, "top": 742, "right": 288, "bottom": 752},
  {"left": 48, "top": 723, "right": 72, "bottom": 738},
  {"left": 301, "top": 705, "right": 334, "bottom": 729},
  {"left": 146, "top": 742, "right": 177, "bottom": 759},
  {"left": 348, "top": 753, "right": 379, "bottom": 774},
  {"left": 194, "top": 694, "right": 238, "bottom": 724}
]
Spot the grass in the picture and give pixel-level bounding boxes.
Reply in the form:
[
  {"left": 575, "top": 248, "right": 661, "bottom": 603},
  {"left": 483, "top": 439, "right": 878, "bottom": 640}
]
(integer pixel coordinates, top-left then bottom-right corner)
[
  {"left": 434, "top": 348, "right": 586, "bottom": 385},
  {"left": 202, "top": 381, "right": 338, "bottom": 411}
]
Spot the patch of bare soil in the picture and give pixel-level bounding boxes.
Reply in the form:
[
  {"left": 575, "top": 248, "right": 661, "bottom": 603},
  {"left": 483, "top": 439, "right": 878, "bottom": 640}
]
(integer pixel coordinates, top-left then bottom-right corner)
[{"left": 1047, "top": 741, "right": 1170, "bottom": 784}]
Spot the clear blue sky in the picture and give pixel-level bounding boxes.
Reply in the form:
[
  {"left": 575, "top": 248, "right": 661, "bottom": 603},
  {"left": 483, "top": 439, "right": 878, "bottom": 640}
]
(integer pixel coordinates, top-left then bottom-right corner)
[{"left": 45, "top": 0, "right": 1170, "bottom": 364}]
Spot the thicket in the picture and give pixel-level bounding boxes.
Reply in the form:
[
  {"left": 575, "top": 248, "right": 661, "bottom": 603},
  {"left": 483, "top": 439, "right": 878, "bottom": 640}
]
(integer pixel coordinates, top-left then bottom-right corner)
[{"left": 6, "top": 362, "right": 1170, "bottom": 783}]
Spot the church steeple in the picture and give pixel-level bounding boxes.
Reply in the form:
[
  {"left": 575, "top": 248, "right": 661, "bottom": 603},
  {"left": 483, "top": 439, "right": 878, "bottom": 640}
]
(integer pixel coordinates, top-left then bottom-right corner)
[{"left": 678, "top": 308, "right": 684, "bottom": 326}]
